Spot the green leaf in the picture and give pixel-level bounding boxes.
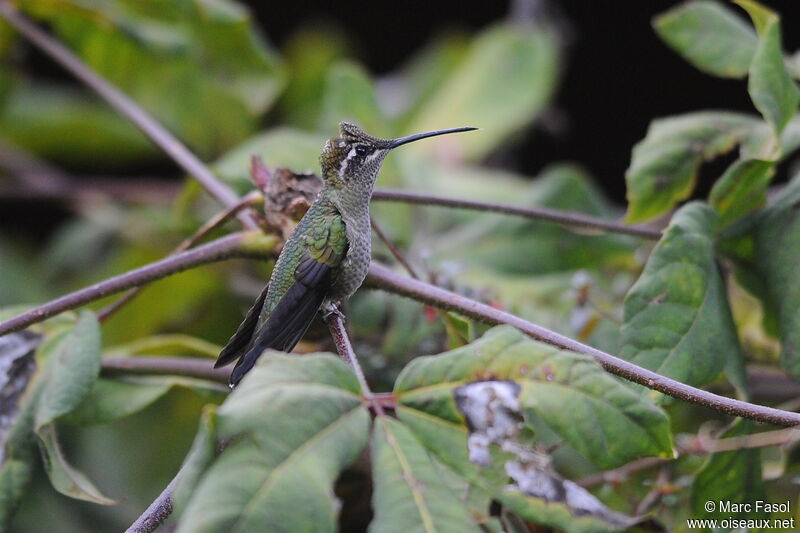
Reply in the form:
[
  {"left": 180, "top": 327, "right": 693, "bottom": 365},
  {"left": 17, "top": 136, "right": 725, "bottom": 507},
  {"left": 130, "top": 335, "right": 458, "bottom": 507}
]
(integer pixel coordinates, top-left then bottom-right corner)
[
  {"left": 369, "top": 417, "right": 482, "bottom": 533},
  {"left": 214, "top": 127, "right": 326, "bottom": 191},
  {"left": 27, "top": 312, "right": 116, "bottom": 504},
  {"left": 24, "top": 0, "right": 285, "bottom": 156},
  {"left": 625, "top": 112, "right": 761, "bottom": 222},
  {"left": 176, "top": 353, "right": 370, "bottom": 533},
  {"left": 708, "top": 158, "right": 774, "bottom": 227},
  {"left": 753, "top": 180, "right": 800, "bottom": 378},
  {"left": 36, "top": 424, "right": 117, "bottom": 505},
  {"left": 654, "top": 1, "right": 758, "bottom": 78},
  {"left": 0, "top": 83, "right": 157, "bottom": 165},
  {"left": 34, "top": 312, "right": 101, "bottom": 429},
  {"left": 396, "top": 326, "right": 673, "bottom": 469},
  {"left": 172, "top": 406, "right": 218, "bottom": 510},
  {"left": 621, "top": 203, "right": 744, "bottom": 389},
  {"left": 430, "top": 164, "right": 636, "bottom": 275},
  {"left": 442, "top": 312, "right": 473, "bottom": 349},
  {"left": 319, "top": 61, "right": 386, "bottom": 137},
  {"left": 393, "top": 33, "right": 469, "bottom": 127},
  {"left": 62, "top": 376, "right": 225, "bottom": 426},
  {"left": 408, "top": 23, "right": 558, "bottom": 161},
  {"left": 690, "top": 420, "right": 767, "bottom": 523},
  {"left": 106, "top": 333, "right": 221, "bottom": 358},
  {"left": 736, "top": 0, "right": 799, "bottom": 136}
]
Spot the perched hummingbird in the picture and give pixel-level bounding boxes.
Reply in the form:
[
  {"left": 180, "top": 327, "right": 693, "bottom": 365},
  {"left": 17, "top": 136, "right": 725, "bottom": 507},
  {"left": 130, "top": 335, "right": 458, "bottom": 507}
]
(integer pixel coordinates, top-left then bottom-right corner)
[{"left": 215, "top": 122, "right": 476, "bottom": 386}]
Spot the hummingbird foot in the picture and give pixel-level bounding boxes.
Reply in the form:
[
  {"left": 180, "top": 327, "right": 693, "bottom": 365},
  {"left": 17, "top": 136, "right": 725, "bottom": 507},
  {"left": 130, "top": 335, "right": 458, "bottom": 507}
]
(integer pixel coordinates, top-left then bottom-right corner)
[{"left": 321, "top": 301, "right": 345, "bottom": 322}]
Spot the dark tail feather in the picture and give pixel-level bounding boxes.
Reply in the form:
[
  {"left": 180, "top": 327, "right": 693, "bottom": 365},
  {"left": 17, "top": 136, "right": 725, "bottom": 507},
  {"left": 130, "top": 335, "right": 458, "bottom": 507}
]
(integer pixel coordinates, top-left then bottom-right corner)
[
  {"left": 228, "top": 259, "right": 331, "bottom": 386},
  {"left": 214, "top": 284, "right": 269, "bottom": 369}
]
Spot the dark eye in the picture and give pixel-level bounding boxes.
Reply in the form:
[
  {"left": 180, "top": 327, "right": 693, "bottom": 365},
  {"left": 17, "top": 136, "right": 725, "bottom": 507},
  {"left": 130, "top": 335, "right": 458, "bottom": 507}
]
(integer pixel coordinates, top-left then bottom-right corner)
[{"left": 355, "top": 145, "right": 368, "bottom": 156}]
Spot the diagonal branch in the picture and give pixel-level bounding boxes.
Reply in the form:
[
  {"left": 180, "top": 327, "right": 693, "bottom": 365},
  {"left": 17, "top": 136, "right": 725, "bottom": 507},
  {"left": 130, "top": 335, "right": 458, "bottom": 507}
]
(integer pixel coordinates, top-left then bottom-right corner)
[
  {"left": 0, "top": 2, "right": 257, "bottom": 230},
  {"left": 0, "top": 232, "right": 277, "bottom": 336},
  {"left": 371, "top": 188, "right": 663, "bottom": 240},
  {"left": 365, "top": 262, "right": 800, "bottom": 427},
  {"left": 98, "top": 192, "right": 264, "bottom": 322}
]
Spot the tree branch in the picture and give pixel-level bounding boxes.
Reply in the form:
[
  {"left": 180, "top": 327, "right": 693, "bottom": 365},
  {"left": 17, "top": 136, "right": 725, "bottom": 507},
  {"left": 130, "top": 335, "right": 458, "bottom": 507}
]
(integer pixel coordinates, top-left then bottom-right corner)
[
  {"left": 365, "top": 262, "right": 800, "bottom": 427},
  {"left": 0, "top": 232, "right": 277, "bottom": 336},
  {"left": 371, "top": 188, "right": 663, "bottom": 240},
  {"left": 0, "top": 2, "right": 257, "bottom": 230},
  {"left": 98, "top": 192, "right": 264, "bottom": 322},
  {"left": 125, "top": 474, "right": 179, "bottom": 533},
  {"left": 101, "top": 356, "right": 227, "bottom": 384}
]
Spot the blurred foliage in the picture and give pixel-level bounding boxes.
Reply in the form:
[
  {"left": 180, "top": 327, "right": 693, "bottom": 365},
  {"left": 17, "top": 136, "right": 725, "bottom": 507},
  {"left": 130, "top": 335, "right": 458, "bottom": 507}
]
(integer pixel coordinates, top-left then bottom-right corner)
[{"left": 1, "top": 0, "right": 800, "bottom": 532}]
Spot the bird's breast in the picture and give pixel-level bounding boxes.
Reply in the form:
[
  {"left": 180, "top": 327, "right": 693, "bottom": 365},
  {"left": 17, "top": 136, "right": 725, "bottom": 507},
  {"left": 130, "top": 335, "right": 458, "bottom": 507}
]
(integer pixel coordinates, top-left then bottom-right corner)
[{"left": 329, "top": 214, "right": 371, "bottom": 302}]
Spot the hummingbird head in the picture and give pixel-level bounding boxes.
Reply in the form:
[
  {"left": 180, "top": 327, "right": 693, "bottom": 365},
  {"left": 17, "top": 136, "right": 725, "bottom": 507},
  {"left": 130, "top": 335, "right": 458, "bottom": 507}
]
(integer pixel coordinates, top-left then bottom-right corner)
[{"left": 319, "top": 122, "right": 476, "bottom": 193}]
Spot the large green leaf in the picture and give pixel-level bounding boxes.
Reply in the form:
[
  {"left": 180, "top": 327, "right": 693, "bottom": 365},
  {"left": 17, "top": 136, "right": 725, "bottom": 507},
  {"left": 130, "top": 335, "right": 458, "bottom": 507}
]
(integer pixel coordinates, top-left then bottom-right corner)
[
  {"left": 708, "top": 158, "right": 774, "bottom": 228},
  {"left": 1, "top": 314, "right": 112, "bottom": 527},
  {"left": 392, "top": 34, "right": 470, "bottom": 129},
  {"left": 407, "top": 23, "right": 558, "bottom": 161},
  {"left": 0, "top": 83, "right": 157, "bottom": 165},
  {"left": 689, "top": 420, "right": 767, "bottom": 525},
  {"left": 753, "top": 179, "right": 800, "bottom": 378},
  {"left": 625, "top": 112, "right": 761, "bottom": 222},
  {"left": 62, "top": 375, "right": 226, "bottom": 426},
  {"left": 33, "top": 312, "right": 102, "bottom": 429},
  {"left": 737, "top": 1, "right": 799, "bottom": 137},
  {"left": 395, "top": 326, "right": 673, "bottom": 469},
  {"left": 31, "top": 312, "right": 115, "bottom": 504},
  {"left": 369, "top": 417, "right": 482, "bottom": 533},
  {"left": 24, "top": 0, "right": 284, "bottom": 156},
  {"left": 176, "top": 353, "right": 370, "bottom": 533},
  {"left": 654, "top": 1, "right": 757, "bottom": 78},
  {"left": 620, "top": 203, "right": 744, "bottom": 389}
]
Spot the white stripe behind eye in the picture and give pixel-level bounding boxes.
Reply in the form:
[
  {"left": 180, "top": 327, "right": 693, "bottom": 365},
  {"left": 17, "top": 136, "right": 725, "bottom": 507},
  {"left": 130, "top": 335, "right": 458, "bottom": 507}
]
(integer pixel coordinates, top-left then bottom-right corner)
[{"left": 339, "top": 147, "right": 356, "bottom": 177}]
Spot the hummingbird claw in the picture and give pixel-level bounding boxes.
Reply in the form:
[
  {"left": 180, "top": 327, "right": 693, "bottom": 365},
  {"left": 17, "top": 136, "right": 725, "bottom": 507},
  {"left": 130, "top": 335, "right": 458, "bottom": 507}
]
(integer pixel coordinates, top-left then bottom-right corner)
[{"left": 321, "top": 302, "right": 345, "bottom": 322}]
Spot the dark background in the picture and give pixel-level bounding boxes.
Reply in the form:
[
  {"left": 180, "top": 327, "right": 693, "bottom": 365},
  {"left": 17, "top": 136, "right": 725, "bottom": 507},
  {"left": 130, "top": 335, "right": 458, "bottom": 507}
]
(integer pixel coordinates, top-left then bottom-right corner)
[
  {"left": 14, "top": 0, "right": 800, "bottom": 218},
  {"left": 252, "top": 0, "right": 800, "bottom": 201}
]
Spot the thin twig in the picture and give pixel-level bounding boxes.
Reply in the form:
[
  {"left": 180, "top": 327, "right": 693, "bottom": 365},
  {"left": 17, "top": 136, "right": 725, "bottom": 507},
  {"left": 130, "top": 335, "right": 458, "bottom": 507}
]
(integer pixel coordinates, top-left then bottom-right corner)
[
  {"left": 635, "top": 468, "right": 669, "bottom": 516},
  {"left": 98, "top": 192, "right": 263, "bottom": 322},
  {"left": 678, "top": 426, "right": 800, "bottom": 454},
  {"left": 577, "top": 457, "right": 666, "bottom": 488},
  {"left": 324, "top": 312, "right": 384, "bottom": 416},
  {"left": 365, "top": 262, "right": 800, "bottom": 427},
  {"left": 0, "top": 2, "right": 257, "bottom": 230},
  {"left": 0, "top": 232, "right": 276, "bottom": 336},
  {"left": 370, "top": 216, "right": 420, "bottom": 279},
  {"left": 371, "top": 188, "right": 663, "bottom": 240}
]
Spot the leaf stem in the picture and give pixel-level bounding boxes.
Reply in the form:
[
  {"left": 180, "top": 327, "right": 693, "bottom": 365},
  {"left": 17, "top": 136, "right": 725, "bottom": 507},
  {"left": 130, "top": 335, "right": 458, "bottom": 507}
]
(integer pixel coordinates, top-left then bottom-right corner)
[
  {"left": 365, "top": 262, "right": 800, "bottom": 427},
  {"left": 371, "top": 188, "right": 663, "bottom": 240},
  {"left": 0, "top": 2, "right": 257, "bottom": 229}
]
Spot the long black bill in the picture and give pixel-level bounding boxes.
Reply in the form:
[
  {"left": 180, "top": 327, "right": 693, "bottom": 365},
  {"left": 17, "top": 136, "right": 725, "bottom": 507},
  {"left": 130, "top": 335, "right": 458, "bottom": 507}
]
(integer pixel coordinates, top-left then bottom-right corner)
[{"left": 386, "top": 126, "right": 477, "bottom": 149}]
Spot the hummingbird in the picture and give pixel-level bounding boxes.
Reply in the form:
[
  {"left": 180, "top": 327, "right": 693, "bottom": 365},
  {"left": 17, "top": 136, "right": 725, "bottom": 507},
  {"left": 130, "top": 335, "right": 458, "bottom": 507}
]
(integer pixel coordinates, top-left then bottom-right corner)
[{"left": 214, "top": 122, "right": 476, "bottom": 386}]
